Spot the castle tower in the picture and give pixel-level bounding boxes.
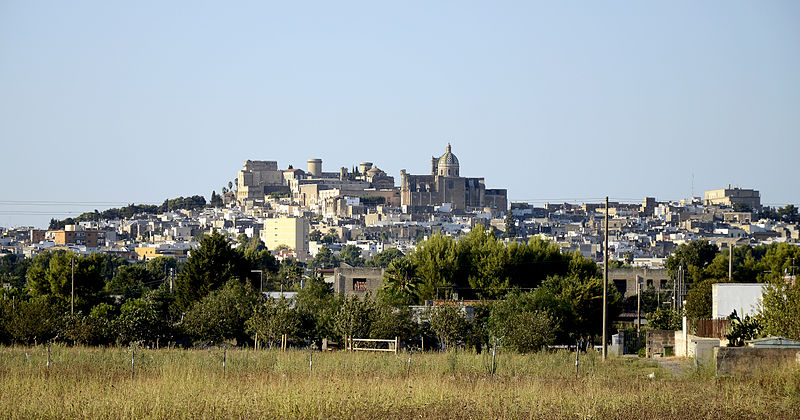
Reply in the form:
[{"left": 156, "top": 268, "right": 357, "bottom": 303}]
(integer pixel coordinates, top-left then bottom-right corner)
[{"left": 307, "top": 159, "right": 322, "bottom": 177}]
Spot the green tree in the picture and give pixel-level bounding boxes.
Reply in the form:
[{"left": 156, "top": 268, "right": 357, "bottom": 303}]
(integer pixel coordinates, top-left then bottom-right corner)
[
  {"left": 181, "top": 279, "right": 257, "bottom": 343},
  {"left": 464, "top": 303, "right": 492, "bottom": 353},
  {"left": 276, "top": 259, "right": 304, "bottom": 291},
  {"left": 704, "top": 245, "right": 762, "bottom": 284},
  {"left": 321, "top": 229, "right": 338, "bottom": 244},
  {"left": 308, "top": 247, "right": 339, "bottom": 273},
  {"left": 777, "top": 204, "right": 799, "bottom": 223},
  {"left": 665, "top": 240, "right": 719, "bottom": 284},
  {"left": 294, "top": 278, "right": 339, "bottom": 343},
  {"left": 684, "top": 278, "right": 723, "bottom": 321},
  {"left": 503, "top": 211, "right": 516, "bottom": 239},
  {"left": 26, "top": 251, "right": 106, "bottom": 311},
  {"left": 369, "top": 303, "right": 416, "bottom": 343},
  {"left": 309, "top": 229, "right": 322, "bottom": 242},
  {"left": 87, "top": 303, "right": 118, "bottom": 344},
  {"left": 2, "top": 296, "right": 65, "bottom": 345},
  {"left": 366, "top": 248, "right": 405, "bottom": 268},
  {"left": 334, "top": 294, "right": 375, "bottom": 342},
  {"left": 379, "top": 257, "right": 420, "bottom": 306},
  {"left": 759, "top": 280, "right": 800, "bottom": 340},
  {"left": 175, "top": 231, "right": 249, "bottom": 310},
  {"left": 146, "top": 256, "right": 180, "bottom": 282},
  {"left": 529, "top": 275, "right": 622, "bottom": 342},
  {"left": 458, "top": 226, "right": 510, "bottom": 299},
  {"left": 106, "top": 265, "right": 155, "bottom": 299},
  {"left": 239, "top": 236, "right": 278, "bottom": 286},
  {"left": 0, "top": 254, "right": 30, "bottom": 289},
  {"left": 210, "top": 190, "right": 223, "bottom": 207},
  {"left": 732, "top": 202, "right": 752, "bottom": 213},
  {"left": 489, "top": 302, "right": 555, "bottom": 352},
  {"left": 246, "top": 298, "right": 299, "bottom": 348},
  {"left": 339, "top": 245, "right": 365, "bottom": 267},
  {"left": 725, "top": 309, "right": 760, "bottom": 347},
  {"left": 64, "top": 302, "right": 119, "bottom": 345},
  {"left": 114, "top": 294, "right": 171, "bottom": 345},
  {"left": 646, "top": 308, "right": 682, "bottom": 330},
  {"left": 428, "top": 305, "right": 468, "bottom": 350},
  {"left": 412, "top": 234, "right": 459, "bottom": 300}
]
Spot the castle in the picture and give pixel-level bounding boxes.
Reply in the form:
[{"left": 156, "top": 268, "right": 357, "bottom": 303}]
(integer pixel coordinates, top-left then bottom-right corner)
[{"left": 236, "top": 144, "right": 507, "bottom": 213}]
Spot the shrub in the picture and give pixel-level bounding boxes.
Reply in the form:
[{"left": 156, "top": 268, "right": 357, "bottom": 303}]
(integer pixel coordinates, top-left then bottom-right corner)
[
  {"left": 181, "top": 279, "right": 257, "bottom": 344},
  {"left": 428, "top": 305, "right": 468, "bottom": 350}
]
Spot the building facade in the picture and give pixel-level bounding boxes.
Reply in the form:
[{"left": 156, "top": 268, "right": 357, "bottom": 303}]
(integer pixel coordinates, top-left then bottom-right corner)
[
  {"left": 332, "top": 265, "right": 384, "bottom": 298},
  {"left": 259, "top": 217, "right": 309, "bottom": 260},
  {"left": 399, "top": 144, "right": 507, "bottom": 211},
  {"left": 704, "top": 186, "right": 761, "bottom": 210},
  {"left": 237, "top": 160, "right": 287, "bottom": 202}
]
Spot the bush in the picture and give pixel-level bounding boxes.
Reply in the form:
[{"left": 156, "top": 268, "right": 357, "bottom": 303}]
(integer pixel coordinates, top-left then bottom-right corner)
[
  {"left": 369, "top": 305, "right": 416, "bottom": 343},
  {"left": 759, "top": 280, "right": 800, "bottom": 340},
  {"left": 246, "top": 298, "right": 299, "bottom": 348},
  {"left": 489, "top": 296, "right": 555, "bottom": 352},
  {"left": 181, "top": 279, "right": 257, "bottom": 344},
  {"left": 725, "top": 310, "right": 760, "bottom": 347},
  {"left": 646, "top": 308, "right": 682, "bottom": 330},
  {"left": 114, "top": 298, "right": 165, "bottom": 345},
  {"left": 2, "top": 296, "right": 66, "bottom": 345},
  {"left": 334, "top": 294, "right": 375, "bottom": 342},
  {"left": 428, "top": 305, "right": 468, "bottom": 350}
]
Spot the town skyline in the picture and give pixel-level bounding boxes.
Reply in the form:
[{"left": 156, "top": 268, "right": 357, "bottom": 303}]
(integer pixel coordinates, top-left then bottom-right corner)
[
  {"left": 2, "top": 1, "right": 799, "bottom": 228},
  {"left": 0, "top": 144, "right": 796, "bottom": 229}
]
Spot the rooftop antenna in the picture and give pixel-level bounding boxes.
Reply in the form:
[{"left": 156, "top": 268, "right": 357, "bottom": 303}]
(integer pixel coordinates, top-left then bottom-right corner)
[{"left": 691, "top": 172, "right": 694, "bottom": 199}]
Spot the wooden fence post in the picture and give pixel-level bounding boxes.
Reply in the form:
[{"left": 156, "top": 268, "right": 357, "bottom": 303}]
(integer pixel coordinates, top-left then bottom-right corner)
[
  {"left": 131, "top": 343, "right": 135, "bottom": 379},
  {"left": 491, "top": 345, "right": 496, "bottom": 376},
  {"left": 407, "top": 350, "right": 412, "bottom": 377}
]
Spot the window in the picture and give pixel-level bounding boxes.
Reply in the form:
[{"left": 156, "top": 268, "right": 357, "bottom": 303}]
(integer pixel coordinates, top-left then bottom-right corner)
[
  {"left": 660, "top": 280, "right": 668, "bottom": 289},
  {"left": 613, "top": 279, "right": 627, "bottom": 295},
  {"left": 353, "top": 278, "right": 368, "bottom": 291},
  {"left": 646, "top": 279, "right": 653, "bottom": 288}
]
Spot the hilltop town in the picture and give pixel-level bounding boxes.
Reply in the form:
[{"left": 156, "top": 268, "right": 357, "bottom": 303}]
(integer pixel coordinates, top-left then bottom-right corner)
[{"left": 1, "top": 145, "right": 796, "bottom": 272}]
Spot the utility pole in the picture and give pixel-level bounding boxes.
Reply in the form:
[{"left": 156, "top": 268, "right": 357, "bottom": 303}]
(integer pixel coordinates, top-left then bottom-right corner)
[
  {"left": 637, "top": 280, "right": 641, "bottom": 335},
  {"left": 70, "top": 256, "right": 75, "bottom": 316},
  {"left": 673, "top": 268, "right": 677, "bottom": 311},
  {"left": 169, "top": 268, "right": 174, "bottom": 294},
  {"left": 677, "top": 265, "right": 684, "bottom": 311},
  {"left": 728, "top": 245, "right": 733, "bottom": 282},
  {"left": 602, "top": 196, "right": 609, "bottom": 361}
]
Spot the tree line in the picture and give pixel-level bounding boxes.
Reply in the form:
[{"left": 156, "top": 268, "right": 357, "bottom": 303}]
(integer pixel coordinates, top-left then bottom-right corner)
[
  {"left": 0, "top": 228, "right": 624, "bottom": 350},
  {"left": 48, "top": 195, "right": 208, "bottom": 229},
  {"left": 640, "top": 240, "right": 800, "bottom": 340}
]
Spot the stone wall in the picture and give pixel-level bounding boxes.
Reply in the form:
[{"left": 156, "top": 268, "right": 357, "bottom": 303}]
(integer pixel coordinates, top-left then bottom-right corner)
[
  {"left": 715, "top": 347, "right": 800, "bottom": 376},
  {"left": 646, "top": 330, "right": 675, "bottom": 357}
]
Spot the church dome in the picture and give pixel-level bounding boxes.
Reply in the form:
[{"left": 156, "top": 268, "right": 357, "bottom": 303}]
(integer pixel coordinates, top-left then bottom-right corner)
[
  {"left": 437, "top": 143, "right": 460, "bottom": 177},
  {"left": 438, "top": 143, "right": 459, "bottom": 166}
]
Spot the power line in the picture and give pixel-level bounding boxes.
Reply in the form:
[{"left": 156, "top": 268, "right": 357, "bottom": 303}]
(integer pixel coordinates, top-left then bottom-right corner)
[
  {"left": 0, "top": 200, "right": 159, "bottom": 205},
  {"left": 0, "top": 211, "right": 86, "bottom": 215}
]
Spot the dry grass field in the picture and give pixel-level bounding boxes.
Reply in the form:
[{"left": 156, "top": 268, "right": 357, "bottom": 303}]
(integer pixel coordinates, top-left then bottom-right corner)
[{"left": 1, "top": 345, "right": 798, "bottom": 419}]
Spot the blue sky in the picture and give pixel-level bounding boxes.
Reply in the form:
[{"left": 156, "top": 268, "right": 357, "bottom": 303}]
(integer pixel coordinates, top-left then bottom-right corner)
[{"left": 1, "top": 1, "right": 798, "bottom": 228}]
